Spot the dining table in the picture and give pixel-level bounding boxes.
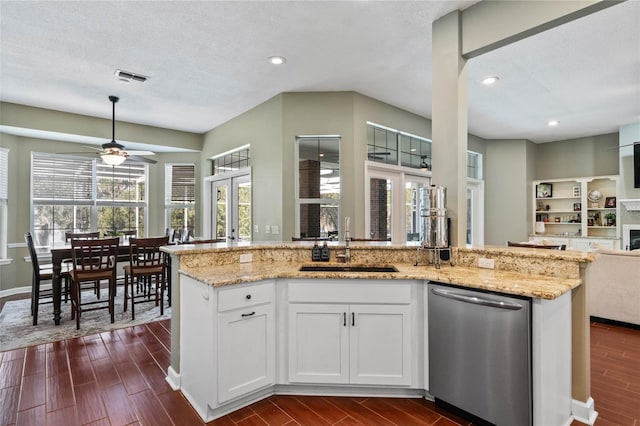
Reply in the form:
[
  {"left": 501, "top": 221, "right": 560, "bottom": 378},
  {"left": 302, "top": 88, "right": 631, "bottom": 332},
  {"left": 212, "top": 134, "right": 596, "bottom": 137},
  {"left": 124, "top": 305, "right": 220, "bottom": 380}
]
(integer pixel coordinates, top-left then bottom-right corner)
[{"left": 49, "top": 243, "right": 172, "bottom": 325}]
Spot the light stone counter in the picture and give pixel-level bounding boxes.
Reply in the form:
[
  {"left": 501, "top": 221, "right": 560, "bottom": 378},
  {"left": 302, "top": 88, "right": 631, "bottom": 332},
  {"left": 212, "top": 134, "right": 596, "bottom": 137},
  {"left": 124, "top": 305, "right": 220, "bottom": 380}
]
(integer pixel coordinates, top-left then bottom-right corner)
[{"left": 163, "top": 241, "right": 595, "bottom": 300}]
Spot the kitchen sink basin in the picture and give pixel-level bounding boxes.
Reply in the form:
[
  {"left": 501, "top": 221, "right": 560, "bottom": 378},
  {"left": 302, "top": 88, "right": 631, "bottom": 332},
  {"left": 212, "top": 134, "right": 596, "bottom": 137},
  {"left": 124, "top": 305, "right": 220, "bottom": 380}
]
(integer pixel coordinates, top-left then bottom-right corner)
[{"left": 299, "top": 264, "right": 398, "bottom": 273}]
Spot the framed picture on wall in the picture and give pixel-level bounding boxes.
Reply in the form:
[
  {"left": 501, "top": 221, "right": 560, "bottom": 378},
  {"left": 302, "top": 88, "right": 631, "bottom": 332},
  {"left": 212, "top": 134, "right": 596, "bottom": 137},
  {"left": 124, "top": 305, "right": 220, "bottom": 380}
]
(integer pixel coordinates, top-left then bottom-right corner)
[
  {"left": 536, "top": 183, "right": 553, "bottom": 198},
  {"left": 573, "top": 203, "right": 581, "bottom": 211}
]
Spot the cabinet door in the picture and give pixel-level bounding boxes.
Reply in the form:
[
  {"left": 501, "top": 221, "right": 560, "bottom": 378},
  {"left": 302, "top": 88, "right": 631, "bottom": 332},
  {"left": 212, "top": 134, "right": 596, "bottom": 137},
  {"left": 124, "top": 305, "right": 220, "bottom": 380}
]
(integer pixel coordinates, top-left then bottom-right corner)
[
  {"left": 350, "top": 304, "right": 412, "bottom": 386},
  {"left": 218, "top": 303, "right": 275, "bottom": 403},
  {"left": 288, "top": 304, "right": 349, "bottom": 384},
  {"left": 179, "top": 276, "right": 215, "bottom": 418}
]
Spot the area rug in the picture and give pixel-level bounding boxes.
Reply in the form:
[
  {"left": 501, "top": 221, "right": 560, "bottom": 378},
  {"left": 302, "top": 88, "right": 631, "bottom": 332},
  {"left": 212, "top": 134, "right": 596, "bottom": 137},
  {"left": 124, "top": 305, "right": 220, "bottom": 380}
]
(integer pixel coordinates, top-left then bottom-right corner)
[{"left": 0, "top": 292, "right": 171, "bottom": 352}]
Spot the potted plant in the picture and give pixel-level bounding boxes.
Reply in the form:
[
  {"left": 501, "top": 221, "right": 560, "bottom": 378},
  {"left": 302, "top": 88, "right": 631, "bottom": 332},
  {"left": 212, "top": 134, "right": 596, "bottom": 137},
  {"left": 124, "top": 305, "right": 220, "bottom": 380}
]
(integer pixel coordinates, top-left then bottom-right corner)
[{"left": 604, "top": 212, "right": 616, "bottom": 226}]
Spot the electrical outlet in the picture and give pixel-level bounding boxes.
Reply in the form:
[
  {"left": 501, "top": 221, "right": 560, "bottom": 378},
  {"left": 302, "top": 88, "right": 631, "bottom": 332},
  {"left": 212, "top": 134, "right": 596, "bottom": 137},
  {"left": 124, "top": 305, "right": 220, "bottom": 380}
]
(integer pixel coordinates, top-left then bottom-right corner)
[
  {"left": 254, "top": 225, "right": 259, "bottom": 233},
  {"left": 478, "top": 258, "right": 495, "bottom": 269},
  {"left": 271, "top": 225, "right": 279, "bottom": 235},
  {"left": 239, "top": 253, "right": 253, "bottom": 263},
  {"left": 265, "top": 225, "right": 271, "bottom": 234}
]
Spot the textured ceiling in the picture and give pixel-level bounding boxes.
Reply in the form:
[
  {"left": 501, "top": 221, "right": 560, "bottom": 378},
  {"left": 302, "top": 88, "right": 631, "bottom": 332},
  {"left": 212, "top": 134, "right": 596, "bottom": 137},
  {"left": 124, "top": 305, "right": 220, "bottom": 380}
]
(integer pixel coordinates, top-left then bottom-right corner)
[{"left": 1, "top": 0, "right": 639, "bottom": 148}]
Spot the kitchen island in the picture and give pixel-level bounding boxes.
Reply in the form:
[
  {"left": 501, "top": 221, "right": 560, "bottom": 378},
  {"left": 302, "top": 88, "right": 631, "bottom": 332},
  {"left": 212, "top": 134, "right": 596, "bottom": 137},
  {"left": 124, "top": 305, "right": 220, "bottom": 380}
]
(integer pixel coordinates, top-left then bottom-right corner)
[{"left": 162, "top": 242, "right": 597, "bottom": 425}]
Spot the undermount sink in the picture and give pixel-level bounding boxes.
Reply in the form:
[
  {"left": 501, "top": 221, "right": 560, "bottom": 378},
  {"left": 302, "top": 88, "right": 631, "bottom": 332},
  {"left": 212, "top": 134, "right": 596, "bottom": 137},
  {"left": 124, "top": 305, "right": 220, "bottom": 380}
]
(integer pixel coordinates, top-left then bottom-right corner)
[{"left": 299, "top": 264, "right": 398, "bottom": 273}]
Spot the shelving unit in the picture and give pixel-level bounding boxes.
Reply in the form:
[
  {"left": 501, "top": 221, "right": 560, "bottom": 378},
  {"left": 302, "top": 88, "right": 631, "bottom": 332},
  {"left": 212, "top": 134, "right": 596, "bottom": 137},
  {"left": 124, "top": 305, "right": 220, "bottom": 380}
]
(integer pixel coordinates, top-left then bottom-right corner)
[{"left": 531, "top": 175, "right": 620, "bottom": 251}]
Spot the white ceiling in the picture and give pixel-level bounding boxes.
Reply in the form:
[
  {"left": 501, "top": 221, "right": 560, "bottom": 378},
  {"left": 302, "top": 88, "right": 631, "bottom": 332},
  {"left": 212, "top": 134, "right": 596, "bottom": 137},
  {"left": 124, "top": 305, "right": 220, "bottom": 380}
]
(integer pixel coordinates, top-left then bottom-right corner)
[{"left": 1, "top": 0, "right": 639, "bottom": 148}]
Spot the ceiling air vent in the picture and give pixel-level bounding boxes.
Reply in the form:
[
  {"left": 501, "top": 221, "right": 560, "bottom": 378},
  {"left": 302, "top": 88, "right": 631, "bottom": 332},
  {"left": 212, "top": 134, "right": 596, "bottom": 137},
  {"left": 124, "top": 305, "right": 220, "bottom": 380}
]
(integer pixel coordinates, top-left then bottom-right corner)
[{"left": 115, "top": 69, "right": 149, "bottom": 83}]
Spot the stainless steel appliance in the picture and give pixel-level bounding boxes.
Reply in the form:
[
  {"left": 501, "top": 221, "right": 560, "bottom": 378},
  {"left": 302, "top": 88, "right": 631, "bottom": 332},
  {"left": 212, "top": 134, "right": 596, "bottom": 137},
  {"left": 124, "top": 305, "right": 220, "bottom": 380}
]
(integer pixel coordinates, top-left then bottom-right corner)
[
  {"left": 420, "top": 185, "right": 448, "bottom": 248},
  {"left": 428, "top": 282, "right": 532, "bottom": 426}
]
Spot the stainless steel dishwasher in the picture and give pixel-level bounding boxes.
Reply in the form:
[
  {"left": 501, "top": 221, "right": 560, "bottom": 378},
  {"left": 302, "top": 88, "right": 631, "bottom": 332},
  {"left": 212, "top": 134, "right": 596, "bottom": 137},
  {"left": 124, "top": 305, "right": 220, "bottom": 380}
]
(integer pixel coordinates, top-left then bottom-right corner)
[{"left": 428, "top": 282, "right": 532, "bottom": 426}]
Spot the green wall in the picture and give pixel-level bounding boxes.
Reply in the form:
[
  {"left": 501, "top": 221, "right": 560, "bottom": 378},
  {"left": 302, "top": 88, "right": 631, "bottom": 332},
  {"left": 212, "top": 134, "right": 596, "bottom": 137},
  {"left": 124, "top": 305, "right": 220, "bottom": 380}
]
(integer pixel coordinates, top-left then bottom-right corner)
[
  {"left": 535, "top": 133, "right": 619, "bottom": 179},
  {"left": 0, "top": 103, "right": 202, "bottom": 293}
]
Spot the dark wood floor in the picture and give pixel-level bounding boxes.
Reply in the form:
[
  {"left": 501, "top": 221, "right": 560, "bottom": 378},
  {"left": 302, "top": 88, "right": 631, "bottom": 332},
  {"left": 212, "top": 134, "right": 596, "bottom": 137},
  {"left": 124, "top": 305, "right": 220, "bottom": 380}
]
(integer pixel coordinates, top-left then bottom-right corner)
[{"left": 0, "top": 315, "right": 638, "bottom": 425}]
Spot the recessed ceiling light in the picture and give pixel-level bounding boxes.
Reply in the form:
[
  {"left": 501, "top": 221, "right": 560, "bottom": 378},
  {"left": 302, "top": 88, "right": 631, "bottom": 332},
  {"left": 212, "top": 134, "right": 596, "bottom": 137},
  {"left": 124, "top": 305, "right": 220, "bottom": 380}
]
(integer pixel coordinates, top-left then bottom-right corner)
[
  {"left": 268, "top": 56, "right": 286, "bottom": 65},
  {"left": 548, "top": 120, "right": 560, "bottom": 127},
  {"left": 481, "top": 76, "right": 499, "bottom": 85}
]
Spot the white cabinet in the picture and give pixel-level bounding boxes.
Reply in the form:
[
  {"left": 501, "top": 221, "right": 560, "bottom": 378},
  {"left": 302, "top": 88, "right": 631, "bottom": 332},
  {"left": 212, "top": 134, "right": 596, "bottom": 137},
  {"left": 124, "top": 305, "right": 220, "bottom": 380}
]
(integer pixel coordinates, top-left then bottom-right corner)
[
  {"left": 570, "top": 238, "right": 615, "bottom": 252},
  {"left": 217, "top": 282, "right": 275, "bottom": 404},
  {"left": 179, "top": 275, "right": 216, "bottom": 420},
  {"left": 288, "top": 303, "right": 349, "bottom": 383},
  {"left": 288, "top": 280, "right": 414, "bottom": 386},
  {"left": 179, "top": 276, "right": 275, "bottom": 420}
]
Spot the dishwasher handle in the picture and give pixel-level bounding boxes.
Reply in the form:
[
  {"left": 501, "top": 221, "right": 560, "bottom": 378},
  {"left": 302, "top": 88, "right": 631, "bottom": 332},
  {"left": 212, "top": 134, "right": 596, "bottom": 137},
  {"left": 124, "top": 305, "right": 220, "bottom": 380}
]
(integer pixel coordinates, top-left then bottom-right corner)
[{"left": 431, "top": 287, "right": 523, "bottom": 311}]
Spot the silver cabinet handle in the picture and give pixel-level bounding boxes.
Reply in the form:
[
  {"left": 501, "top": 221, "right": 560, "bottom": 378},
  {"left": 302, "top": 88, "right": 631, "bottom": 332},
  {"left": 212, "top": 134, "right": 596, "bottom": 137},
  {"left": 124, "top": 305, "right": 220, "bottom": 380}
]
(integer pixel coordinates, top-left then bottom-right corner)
[{"left": 431, "top": 287, "right": 523, "bottom": 310}]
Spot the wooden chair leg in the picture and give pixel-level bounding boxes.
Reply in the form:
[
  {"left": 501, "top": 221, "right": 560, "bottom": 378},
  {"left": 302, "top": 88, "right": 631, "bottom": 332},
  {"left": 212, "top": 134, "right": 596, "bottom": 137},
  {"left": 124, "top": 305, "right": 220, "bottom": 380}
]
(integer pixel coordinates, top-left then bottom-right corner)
[
  {"left": 159, "top": 274, "right": 165, "bottom": 316},
  {"left": 32, "top": 276, "right": 40, "bottom": 326},
  {"left": 131, "top": 276, "right": 136, "bottom": 321},
  {"left": 109, "top": 279, "right": 115, "bottom": 324},
  {"left": 123, "top": 273, "right": 129, "bottom": 312}
]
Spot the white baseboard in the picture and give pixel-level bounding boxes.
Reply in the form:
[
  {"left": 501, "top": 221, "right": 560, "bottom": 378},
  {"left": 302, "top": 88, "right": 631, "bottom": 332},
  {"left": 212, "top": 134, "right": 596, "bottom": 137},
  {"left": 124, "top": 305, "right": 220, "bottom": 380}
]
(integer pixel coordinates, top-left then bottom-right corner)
[
  {"left": 572, "top": 397, "right": 598, "bottom": 425},
  {"left": 0, "top": 286, "right": 31, "bottom": 299},
  {"left": 165, "top": 366, "right": 180, "bottom": 391}
]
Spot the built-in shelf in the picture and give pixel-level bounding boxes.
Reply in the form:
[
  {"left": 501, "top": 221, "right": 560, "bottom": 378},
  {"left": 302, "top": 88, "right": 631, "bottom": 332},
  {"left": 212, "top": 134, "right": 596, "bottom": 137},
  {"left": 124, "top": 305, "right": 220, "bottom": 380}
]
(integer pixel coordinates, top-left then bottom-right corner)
[{"left": 532, "top": 175, "right": 620, "bottom": 250}]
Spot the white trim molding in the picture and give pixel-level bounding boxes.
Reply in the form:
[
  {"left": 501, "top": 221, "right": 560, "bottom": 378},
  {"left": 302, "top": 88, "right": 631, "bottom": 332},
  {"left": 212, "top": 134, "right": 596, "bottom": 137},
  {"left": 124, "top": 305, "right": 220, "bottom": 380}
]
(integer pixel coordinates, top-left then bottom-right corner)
[{"left": 572, "top": 397, "right": 598, "bottom": 425}]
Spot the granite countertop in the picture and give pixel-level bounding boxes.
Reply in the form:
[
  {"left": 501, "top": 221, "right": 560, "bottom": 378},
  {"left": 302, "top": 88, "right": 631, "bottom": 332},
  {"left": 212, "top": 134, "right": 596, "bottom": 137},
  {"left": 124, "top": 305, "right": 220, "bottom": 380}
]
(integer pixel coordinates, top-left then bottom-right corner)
[{"left": 178, "top": 260, "right": 582, "bottom": 300}]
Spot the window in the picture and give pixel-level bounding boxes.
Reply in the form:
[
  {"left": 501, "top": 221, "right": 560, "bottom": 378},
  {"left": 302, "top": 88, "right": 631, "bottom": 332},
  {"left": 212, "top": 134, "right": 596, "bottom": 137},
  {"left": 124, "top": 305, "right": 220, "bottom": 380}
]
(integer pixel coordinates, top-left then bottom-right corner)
[
  {"left": 366, "top": 123, "right": 484, "bottom": 244},
  {"left": 467, "top": 151, "right": 482, "bottom": 179},
  {"left": 165, "top": 164, "right": 196, "bottom": 234},
  {"left": 367, "top": 122, "right": 432, "bottom": 170},
  {"left": 296, "top": 136, "right": 340, "bottom": 239},
  {"left": 0, "top": 147, "right": 8, "bottom": 259},
  {"left": 31, "top": 153, "right": 148, "bottom": 248},
  {"left": 212, "top": 146, "right": 250, "bottom": 175}
]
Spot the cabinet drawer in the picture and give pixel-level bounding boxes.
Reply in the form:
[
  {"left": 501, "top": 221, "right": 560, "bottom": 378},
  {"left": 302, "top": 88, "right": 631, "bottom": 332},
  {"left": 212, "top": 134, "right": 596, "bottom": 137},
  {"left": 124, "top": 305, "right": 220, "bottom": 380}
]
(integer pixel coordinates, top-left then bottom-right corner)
[{"left": 218, "top": 281, "right": 274, "bottom": 312}]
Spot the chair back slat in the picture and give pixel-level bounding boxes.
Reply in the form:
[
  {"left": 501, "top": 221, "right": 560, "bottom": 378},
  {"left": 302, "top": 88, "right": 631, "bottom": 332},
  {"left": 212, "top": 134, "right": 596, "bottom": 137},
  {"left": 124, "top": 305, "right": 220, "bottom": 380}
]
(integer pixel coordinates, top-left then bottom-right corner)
[
  {"left": 71, "top": 237, "right": 119, "bottom": 274},
  {"left": 65, "top": 231, "right": 101, "bottom": 243},
  {"left": 128, "top": 236, "right": 169, "bottom": 270}
]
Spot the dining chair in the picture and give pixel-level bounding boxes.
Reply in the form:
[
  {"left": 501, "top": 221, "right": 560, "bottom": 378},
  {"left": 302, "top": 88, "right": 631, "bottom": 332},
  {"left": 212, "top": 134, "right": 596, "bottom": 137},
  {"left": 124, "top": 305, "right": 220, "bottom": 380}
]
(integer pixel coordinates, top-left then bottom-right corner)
[
  {"left": 123, "top": 236, "right": 169, "bottom": 320},
  {"left": 24, "top": 232, "right": 72, "bottom": 326},
  {"left": 69, "top": 237, "right": 120, "bottom": 329},
  {"left": 65, "top": 231, "right": 102, "bottom": 296}
]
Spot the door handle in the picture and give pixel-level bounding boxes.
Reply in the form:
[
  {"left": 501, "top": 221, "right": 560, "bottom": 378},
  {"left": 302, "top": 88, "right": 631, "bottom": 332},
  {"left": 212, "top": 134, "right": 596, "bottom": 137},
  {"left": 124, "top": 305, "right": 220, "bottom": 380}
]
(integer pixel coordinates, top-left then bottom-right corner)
[
  {"left": 352, "top": 312, "right": 355, "bottom": 326},
  {"left": 343, "top": 312, "right": 347, "bottom": 327},
  {"left": 241, "top": 311, "right": 255, "bottom": 317},
  {"left": 431, "top": 287, "right": 523, "bottom": 310}
]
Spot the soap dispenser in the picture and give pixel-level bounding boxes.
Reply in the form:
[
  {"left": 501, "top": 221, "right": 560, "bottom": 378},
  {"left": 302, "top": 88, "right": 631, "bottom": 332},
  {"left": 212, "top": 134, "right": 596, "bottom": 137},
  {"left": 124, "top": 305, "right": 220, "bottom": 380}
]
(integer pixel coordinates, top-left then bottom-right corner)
[
  {"left": 320, "top": 241, "right": 330, "bottom": 261},
  {"left": 312, "top": 240, "right": 321, "bottom": 261}
]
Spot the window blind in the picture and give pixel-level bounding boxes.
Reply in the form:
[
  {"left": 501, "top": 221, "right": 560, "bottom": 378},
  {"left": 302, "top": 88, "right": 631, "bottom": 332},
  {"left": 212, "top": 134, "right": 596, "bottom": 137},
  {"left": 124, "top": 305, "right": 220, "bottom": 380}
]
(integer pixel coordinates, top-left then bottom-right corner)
[
  {"left": 32, "top": 153, "right": 94, "bottom": 202},
  {"left": 0, "top": 148, "right": 8, "bottom": 201},
  {"left": 168, "top": 164, "right": 195, "bottom": 203}
]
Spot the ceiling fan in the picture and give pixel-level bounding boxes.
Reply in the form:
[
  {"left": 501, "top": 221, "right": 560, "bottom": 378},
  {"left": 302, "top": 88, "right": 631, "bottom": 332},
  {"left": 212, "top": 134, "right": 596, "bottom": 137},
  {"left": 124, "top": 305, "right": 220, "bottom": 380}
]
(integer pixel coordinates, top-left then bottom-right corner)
[{"left": 64, "top": 96, "right": 157, "bottom": 165}]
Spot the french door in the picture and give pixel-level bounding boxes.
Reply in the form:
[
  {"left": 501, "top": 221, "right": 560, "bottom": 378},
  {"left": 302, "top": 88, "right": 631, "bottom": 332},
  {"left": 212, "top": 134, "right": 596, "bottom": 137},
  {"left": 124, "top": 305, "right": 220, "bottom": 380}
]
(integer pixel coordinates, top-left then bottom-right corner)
[{"left": 207, "top": 170, "right": 252, "bottom": 242}]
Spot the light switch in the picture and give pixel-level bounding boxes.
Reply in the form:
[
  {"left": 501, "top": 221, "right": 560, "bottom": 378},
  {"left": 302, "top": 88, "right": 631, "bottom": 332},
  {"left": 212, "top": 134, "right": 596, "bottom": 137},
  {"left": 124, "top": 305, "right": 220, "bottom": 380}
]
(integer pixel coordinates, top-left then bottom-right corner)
[{"left": 271, "top": 225, "right": 279, "bottom": 234}]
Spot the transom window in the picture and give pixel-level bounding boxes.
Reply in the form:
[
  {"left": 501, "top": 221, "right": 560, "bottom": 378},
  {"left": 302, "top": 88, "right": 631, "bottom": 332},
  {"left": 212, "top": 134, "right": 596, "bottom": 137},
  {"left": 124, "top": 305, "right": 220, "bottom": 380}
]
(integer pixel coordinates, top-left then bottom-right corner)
[
  {"left": 31, "top": 153, "right": 147, "bottom": 248},
  {"left": 367, "top": 122, "right": 432, "bottom": 170},
  {"left": 211, "top": 146, "right": 250, "bottom": 175}
]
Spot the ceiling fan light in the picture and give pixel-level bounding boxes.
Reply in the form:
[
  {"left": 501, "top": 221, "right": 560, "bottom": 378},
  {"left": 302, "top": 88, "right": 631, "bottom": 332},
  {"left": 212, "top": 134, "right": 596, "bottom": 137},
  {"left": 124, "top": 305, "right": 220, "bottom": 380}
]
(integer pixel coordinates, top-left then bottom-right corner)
[{"left": 101, "top": 152, "right": 126, "bottom": 166}]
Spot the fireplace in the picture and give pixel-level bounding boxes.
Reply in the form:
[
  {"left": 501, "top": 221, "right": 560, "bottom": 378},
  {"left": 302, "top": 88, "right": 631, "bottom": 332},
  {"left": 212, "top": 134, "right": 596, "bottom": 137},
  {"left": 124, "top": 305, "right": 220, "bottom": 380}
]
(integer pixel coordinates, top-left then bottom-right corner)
[{"left": 622, "top": 224, "right": 640, "bottom": 251}]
